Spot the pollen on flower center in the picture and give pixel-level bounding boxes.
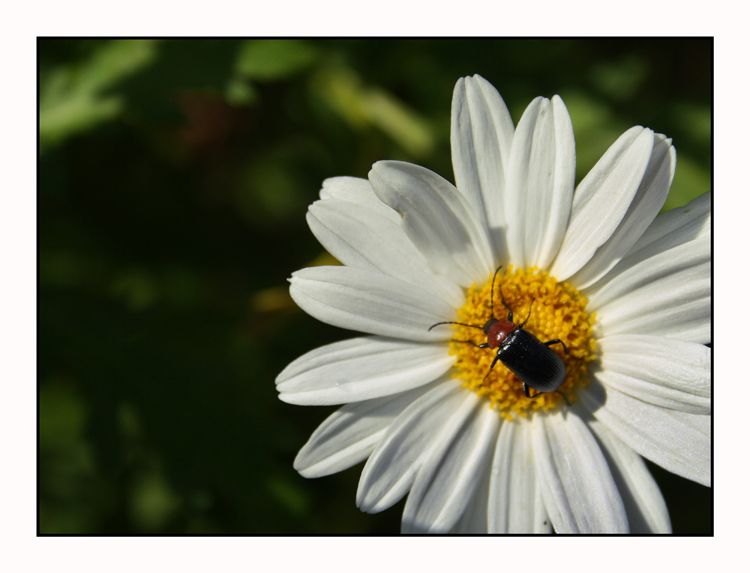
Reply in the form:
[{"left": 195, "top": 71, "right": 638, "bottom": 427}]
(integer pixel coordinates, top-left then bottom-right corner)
[{"left": 450, "top": 266, "right": 596, "bottom": 419}]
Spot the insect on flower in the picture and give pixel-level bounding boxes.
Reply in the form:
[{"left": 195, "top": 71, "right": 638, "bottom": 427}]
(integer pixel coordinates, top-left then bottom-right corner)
[
  {"left": 278, "top": 74, "right": 710, "bottom": 534},
  {"left": 429, "top": 265, "right": 570, "bottom": 399}
]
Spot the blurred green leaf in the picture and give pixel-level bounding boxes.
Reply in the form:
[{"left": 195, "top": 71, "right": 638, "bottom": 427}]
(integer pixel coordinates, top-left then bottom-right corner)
[
  {"left": 312, "top": 67, "right": 436, "bottom": 157},
  {"left": 130, "top": 468, "right": 182, "bottom": 532},
  {"left": 364, "top": 88, "right": 435, "bottom": 157},
  {"left": 39, "top": 39, "right": 158, "bottom": 148},
  {"left": 235, "top": 39, "right": 319, "bottom": 80},
  {"left": 225, "top": 75, "right": 258, "bottom": 106}
]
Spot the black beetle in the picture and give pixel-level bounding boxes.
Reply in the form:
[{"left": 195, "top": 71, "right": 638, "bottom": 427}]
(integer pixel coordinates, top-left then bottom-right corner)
[{"left": 428, "top": 265, "right": 570, "bottom": 399}]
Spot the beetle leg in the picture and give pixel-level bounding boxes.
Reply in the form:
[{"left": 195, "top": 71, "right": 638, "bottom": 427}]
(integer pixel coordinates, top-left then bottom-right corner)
[
  {"left": 543, "top": 338, "right": 569, "bottom": 355},
  {"left": 483, "top": 353, "right": 502, "bottom": 381},
  {"left": 523, "top": 383, "right": 546, "bottom": 399},
  {"left": 525, "top": 384, "right": 571, "bottom": 405},
  {"left": 556, "top": 391, "right": 572, "bottom": 407}
]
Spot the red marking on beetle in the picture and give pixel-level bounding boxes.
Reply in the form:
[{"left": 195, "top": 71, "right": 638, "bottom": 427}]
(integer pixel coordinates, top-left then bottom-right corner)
[{"left": 484, "top": 318, "right": 514, "bottom": 349}]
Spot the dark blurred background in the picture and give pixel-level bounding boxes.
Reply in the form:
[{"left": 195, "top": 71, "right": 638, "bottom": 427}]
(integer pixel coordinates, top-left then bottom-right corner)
[{"left": 38, "top": 38, "right": 711, "bottom": 534}]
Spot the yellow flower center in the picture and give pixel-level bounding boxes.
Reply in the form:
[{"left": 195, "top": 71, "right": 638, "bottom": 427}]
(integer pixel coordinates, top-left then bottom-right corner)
[{"left": 449, "top": 266, "right": 596, "bottom": 419}]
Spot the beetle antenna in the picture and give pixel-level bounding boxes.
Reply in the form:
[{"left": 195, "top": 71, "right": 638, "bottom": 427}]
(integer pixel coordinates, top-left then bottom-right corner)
[
  {"left": 489, "top": 265, "right": 503, "bottom": 318},
  {"left": 498, "top": 284, "right": 514, "bottom": 322},
  {"left": 519, "top": 298, "right": 535, "bottom": 328},
  {"left": 428, "top": 321, "right": 484, "bottom": 332}
]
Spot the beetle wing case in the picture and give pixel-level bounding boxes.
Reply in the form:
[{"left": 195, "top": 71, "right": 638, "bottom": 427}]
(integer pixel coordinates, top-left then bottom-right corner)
[{"left": 498, "top": 329, "right": 566, "bottom": 393}]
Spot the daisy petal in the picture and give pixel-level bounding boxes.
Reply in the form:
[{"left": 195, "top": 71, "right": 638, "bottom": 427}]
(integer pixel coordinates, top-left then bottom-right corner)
[
  {"left": 586, "top": 239, "right": 710, "bottom": 343},
  {"left": 293, "top": 382, "right": 439, "bottom": 478},
  {"left": 307, "top": 198, "right": 465, "bottom": 308},
  {"left": 505, "top": 95, "right": 576, "bottom": 270},
  {"left": 550, "top": 127, "right": 654, "bottom": 280},
  {"left": 318, "top": 176, "right": 400, "bottom": 222},
  {"left": 593, "top": 335, "right": 710, "bottom": 415},
  {"left": 591, "top": 192, "right": 711, "bottom": 290},
  {"left": 356, "top": 378, "right": 465, "bottom": 514},
  {"left": 290, "top": 266, "right": 457, "bottom": 342},
  {"left": 276, "top": 336, "right": 453, "bottom": 405},
  {"left": 488, "top": 418, "right": 551, "bottom": 533},
  {"left": 369, "top": 160, "right": 494, "bottom": 287},
  {"left": 450, "top": 465, "right": 491, "bottom": 533},
  {"left": 451, "top": 74, "right": 514, "bottom": 262},
  {"left": 533, "top": 408, "right": 629, "bottom": 533},
  {"left": 632, "top": 191, "right": 711, "bottom": 248},
  {"left": 584, "top": 234, "right": 709, "bottom": 308},
  {"left": 587, "top": 419, "right": 671, "bottom": 533},
  {"left": 606, "top": 297, "right": 709, "bottom": 345},
  {"left": 402, "top": 396, "right": 499, "bottom": 533},
  {"left": 569, "top": 134, "right": 676, "bottom": 289},
  {"left": 580, "top": 378, "right": 711, "bottom": 486}
]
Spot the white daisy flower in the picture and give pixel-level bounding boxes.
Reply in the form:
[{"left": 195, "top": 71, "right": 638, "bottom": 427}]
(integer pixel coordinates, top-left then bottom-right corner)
[{"left": 276, "top": 75, "right": 710, "bottom": 534}]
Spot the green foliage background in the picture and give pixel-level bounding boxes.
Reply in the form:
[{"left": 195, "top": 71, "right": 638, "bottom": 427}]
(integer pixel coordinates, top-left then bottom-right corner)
[{"left": 38, "top": 38, "right": 712, "bottom": 534}]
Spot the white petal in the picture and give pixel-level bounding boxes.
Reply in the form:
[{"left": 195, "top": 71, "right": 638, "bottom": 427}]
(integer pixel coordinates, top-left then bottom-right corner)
[
  {"left": 588, "top": 192, "right": 711, "bottom": 293},
  {"left": 488, "top": 417, "right": 551, "bottom": 533},
  {"left": 569, "top": 134, "right": 676, "bottom": 288},
  {"left": 402, "top": 396, "right": 499, "bottom": 533},
  {"left": 620, "top": 190, "right": 711, "bottom": 258},
  {"left": 550, "top": 127, "right": 654, "bottom": 280},
  {"left": 307, "top": 198, "right": 465, "bottom": 308},
  {"left": 318, "top": 176, "right": 400, "bottom": 223},
  {"left": 451, "top": 75, "right": 515, "bottom": 263},
  {"left": 505, "top": 96, "right": 575, "bottom": 270},
  {"left": 585, "top": 235, "right": 709, "bottom": 309},
  {"left": 672, "top": 408, "right": 711, "bottom": 436},
  {"left": 505, "top": 96, "right": 542, "bottom": 267},
  {"left": 450, "top": 464, "right": 491, "bottom": 533},
  {"left": 586, "top": 419, "right": 671, "bottom": 533},
  {"left": 605, "top": 298, "right": 709, "bottom": 344},
  {"left": 593, "top": 335, "right": 710, "bottom": 414},
  {"left": 293, "top": 382, "right": 439, "bottom": 478},
  {"left": 579, "top": 378, "right": 711, "bottom": 486},
  {"left": 587, "top": 239, "right": 710, "bottom": 343},
  {"left": 277, "top": 336, "right": 454, "bottom": 405},
  {"left": 369, "top": 160, "right": 494, "bottom": 287},
  {"left": 356, "top": 377, "right": 466, "bottom": 513},
  {"left": 532, "top": 408, "right": 629, "bottom": 533},
  {"left": 289, "top": 266, "right": 457, "bottom": 342}
]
